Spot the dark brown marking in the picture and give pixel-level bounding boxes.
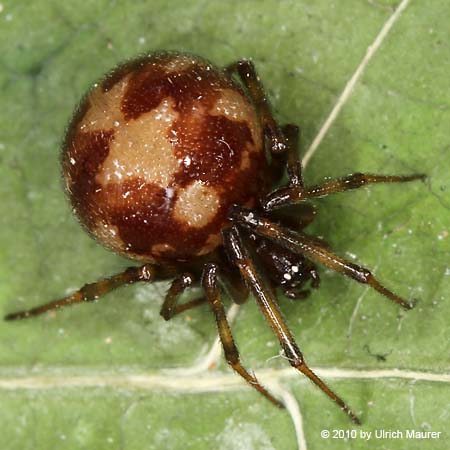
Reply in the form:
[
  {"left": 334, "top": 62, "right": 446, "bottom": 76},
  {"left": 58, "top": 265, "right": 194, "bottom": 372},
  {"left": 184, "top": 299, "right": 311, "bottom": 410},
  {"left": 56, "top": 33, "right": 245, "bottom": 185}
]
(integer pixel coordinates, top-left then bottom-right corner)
[
  {"left": 64, "top": 129, "right": 114, "bottom": 228},
  {"left": 102, "top": 179, "right": 226, "bottom": 260}
]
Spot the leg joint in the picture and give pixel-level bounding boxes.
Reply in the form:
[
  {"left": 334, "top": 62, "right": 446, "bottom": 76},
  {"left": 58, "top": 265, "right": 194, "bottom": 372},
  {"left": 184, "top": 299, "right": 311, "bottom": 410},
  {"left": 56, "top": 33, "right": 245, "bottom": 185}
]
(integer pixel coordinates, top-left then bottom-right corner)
[
  {"left": 283, "top": 345, "right": 304, "bottom": 368},
  {"left": 344, "top": 172, "right": 367, "bottom": 189},
  {"left": 227, "top": 353, "right": 240, "bottom": 368},
  {"left": 79, "top": 283, "right": 99, "bottom": 302}
]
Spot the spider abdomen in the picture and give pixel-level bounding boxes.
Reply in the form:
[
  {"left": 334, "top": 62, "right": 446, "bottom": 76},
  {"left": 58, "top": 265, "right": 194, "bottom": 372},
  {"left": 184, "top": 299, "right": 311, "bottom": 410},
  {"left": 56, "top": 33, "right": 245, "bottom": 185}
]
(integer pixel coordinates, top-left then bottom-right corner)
[{"left": 62, "top": 52, "right": 266, "bottom": 263}]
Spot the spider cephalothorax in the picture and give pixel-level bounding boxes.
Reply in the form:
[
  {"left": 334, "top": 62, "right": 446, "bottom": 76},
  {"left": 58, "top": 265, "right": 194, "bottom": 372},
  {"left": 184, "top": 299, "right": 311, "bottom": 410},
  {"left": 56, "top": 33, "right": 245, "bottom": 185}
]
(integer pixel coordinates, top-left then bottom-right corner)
[{"left": 5, "top": 52, "right": 425, "bottom": 424}]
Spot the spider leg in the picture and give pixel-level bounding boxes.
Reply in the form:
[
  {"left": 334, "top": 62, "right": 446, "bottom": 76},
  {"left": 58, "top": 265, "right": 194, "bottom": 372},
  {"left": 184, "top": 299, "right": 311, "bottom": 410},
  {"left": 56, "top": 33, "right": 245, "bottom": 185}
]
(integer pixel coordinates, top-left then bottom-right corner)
[
  {"left": 269, "top": 203, "right": 317, "bottom": 230},
  {"left": 230, "top": 205, "right": 415, "bottom": 310},
  {"left": 226, "top": 60, "right": 286, "bottom": 155},
  {"left": 202, "top": 262, "right": 284, "bottom": 408},
  {"left": 223, "top": 226, "right": 360, "bottom": 424},
  {"left": 220, "top": 62, "right": 312, "bottom": 213},
  {"left": 4, "top": 264, "right": 158, "bottom": 321},
  {"left": 267, "top": 123, "right": 304, "bottom": 187},
  {"left": 226, "top": 61, "right": 305, "bottom": 188},
  {"left": 160, "top": 273, "right": 206, "bottom": 320},
  {"left": 281, "top": 123, "right": 304, "bottom": 188},
  {"left": 217, "top": 251, "right": 250, "bottom": 305},
  {"left": 263, "top": 172, "right": 426, "bottom": 211}
]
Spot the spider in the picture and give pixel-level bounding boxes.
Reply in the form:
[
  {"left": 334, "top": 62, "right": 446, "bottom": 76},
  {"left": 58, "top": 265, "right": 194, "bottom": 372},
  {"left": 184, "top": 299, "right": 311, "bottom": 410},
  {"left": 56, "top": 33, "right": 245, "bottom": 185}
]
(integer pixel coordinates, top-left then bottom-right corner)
[{"left": 5, "top": 51, "right": 425, "bottom": 424}]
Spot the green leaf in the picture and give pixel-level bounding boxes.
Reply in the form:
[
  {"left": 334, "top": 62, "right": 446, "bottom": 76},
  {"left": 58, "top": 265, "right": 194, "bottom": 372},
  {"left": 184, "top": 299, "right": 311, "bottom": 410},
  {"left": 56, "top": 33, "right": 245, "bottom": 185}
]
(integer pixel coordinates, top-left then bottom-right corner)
[{"left": 1, "top": 1, "right": 449, "bottom": 449}]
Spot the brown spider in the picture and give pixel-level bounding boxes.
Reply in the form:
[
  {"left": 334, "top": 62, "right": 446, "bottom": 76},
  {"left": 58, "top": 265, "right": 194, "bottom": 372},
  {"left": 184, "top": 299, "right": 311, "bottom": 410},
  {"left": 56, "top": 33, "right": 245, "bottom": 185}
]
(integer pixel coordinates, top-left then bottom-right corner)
[{"left": 4, "top": 52, "right": 425, "bottom": 424}]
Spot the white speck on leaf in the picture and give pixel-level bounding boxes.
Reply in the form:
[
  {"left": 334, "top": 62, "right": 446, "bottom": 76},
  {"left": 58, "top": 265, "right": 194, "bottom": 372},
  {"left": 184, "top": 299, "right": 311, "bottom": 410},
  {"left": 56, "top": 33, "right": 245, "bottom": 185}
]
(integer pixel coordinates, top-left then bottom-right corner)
[{"left": 438, "top": 230, "right": 448, "bottom": 240}]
